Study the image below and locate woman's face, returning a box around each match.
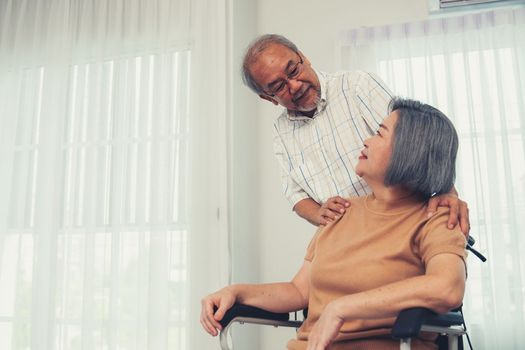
[355,111,398,182]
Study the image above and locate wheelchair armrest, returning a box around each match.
[218,304,303,350]
[391,307,464,339]
[218,304,291,329]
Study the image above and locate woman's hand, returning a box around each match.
[306,301,344,350]
[200,287,236,336]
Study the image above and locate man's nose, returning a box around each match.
[287,79,302,94]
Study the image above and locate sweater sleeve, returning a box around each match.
[416,207,467,267]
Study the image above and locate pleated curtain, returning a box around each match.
[0,1,230,349]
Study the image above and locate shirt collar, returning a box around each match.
[286,69,327,121]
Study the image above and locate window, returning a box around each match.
[0,51,192,349]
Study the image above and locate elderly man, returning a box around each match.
[242,34,469,233]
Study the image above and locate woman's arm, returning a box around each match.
[333,253,465,318]
[200,260,311,336]
[306,253,465,350]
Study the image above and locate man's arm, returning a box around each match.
[294,197,350,226]
[272,125,312,209]
[273,120,353,226]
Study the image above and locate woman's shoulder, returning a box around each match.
[345,196,369,216]
[427,206,454,223]
[419,206,465,244]
[348,195,367,206]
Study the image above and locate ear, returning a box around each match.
[259,94,279,106]
[298,51,311,66]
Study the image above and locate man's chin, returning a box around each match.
[295,96,320,113]
[296,104,317,113]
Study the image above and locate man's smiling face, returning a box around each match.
[249,43,321,113]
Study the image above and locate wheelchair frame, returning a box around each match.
[219,304,466,350]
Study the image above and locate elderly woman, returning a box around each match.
[200,98,467,350]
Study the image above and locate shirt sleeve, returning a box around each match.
[354,71,394,134]
[272,122,311,208]
[415,207,467,267]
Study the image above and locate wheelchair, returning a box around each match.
[218,237,486,350]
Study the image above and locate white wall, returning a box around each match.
[253,1,430,349]
[229,0,259,348]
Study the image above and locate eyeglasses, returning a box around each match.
[264,53,304,97]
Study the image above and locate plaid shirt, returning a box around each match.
[273,70,393,207]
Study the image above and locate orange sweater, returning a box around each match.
[287,194,466,350]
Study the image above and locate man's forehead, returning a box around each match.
[264,43,295,55]
[254,44,296,67]
[250,44,296,81]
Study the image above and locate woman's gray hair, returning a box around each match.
[385,98,459,199]
[241,34,299,94]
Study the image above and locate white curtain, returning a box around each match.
[0,0,230,349]
[340,7,525,349]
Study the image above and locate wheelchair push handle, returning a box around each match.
[466,235,487,262]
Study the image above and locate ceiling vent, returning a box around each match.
[440,0,509,8]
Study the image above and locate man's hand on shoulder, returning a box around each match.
[427,191,470,237]
[317,196,350,226]
[293,197,350,227]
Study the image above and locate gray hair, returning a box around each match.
[241,34,299,94]
[385,98,458,199]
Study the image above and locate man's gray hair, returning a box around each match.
[241,34,299,95]
[385,98,459,199]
